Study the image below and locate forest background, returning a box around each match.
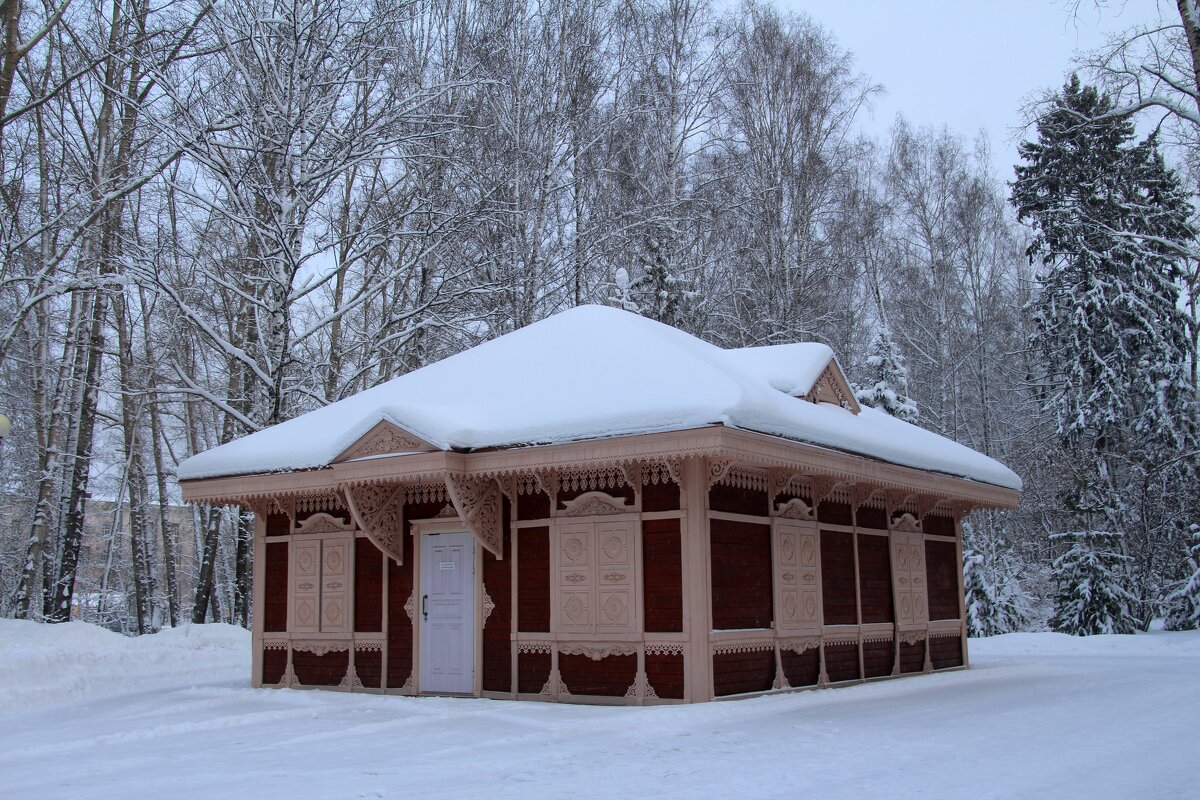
[0,0,1196,636]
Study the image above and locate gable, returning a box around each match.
[803,361,860,414]
[333,420,437,463]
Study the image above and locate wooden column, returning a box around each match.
[250,508,268,688]
[682,457,713,703]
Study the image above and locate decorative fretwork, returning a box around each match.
[515,474,542,496]
[561,491,632,517]
[558,643,638,661]
[403,592,415,622]
[644,641,685,656]
[806,476,838,505]
[434,503,458,519]
[557,466,629,494]
[706,458,737,489]
[404,484,447,505]
[779,637,820,655]
[641,458,683,486]
[339,422,431,461]
[892,512,922,533]
[291,640,350,656]
[263,639,289,651]
[344,483,405,564]
[711,639,775,655]
[354,641,384,653]
[824,636,859,648]
[715,465,769,493]
[445,474,504,558]
[481,588,496,627]
[540,675,570,697]
[296,492,346,514]
[516,640,553,655]
[900,630,927,647]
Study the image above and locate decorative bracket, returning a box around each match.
[343,483,406,564]
[445,473,505,558]
[706,458,737,489]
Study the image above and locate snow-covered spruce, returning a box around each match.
[1165,524,1200,631]
[1050,531,1138,636]
[853,327,917,423]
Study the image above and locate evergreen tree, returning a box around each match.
[1011,75,1200,624]
[1165,524,1200,631]
[1050,531,1138,635]
[1012,75,1196,457]
[963,520,1033,636]
[854,327,918,422]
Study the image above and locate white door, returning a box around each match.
[419,532,475,694]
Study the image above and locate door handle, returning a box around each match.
[422,594,428,621]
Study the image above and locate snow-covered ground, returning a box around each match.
[1,621,1195,799]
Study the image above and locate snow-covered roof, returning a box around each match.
[177,305,1021,490]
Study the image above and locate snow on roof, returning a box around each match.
[177,305,1021,490]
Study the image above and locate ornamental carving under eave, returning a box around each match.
[445,474,504,558]
[343,483,405,564]
[892,512,922,533]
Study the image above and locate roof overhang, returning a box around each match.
[180,424,1018,510]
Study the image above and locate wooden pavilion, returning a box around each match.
[178,306,1020,703]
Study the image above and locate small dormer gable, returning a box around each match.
[803,359,860,414]
[333,420,437,463]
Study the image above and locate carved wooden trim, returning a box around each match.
[779,637,820,655]
[775,498,815,520]
[296,492,347,514]
[806,476,839,505]
[334,420,435,463]
[434,503,458,518]
[343,483,405,564]
[716,465,769,492]
[292,640,351,656]
[706,458,737,489]
[711,638,775,655]
[295,512,354,534]
[263,639,289,651]
[900,630,927,646]
[403,592,415,622]
[481,588,496,627]
[354,641,384,652]
[560,491,632,516]
[557,643,638,661]
[445,474,504,558]
[516,640,553,655]
[805,361,860,414]
[540,675,570,697]
[892,512,922,533]
[644,641,686,656]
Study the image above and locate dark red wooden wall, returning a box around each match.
[710,519,772,630]
[643,518,682,632]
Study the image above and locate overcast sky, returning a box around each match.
[774,0,1173,177]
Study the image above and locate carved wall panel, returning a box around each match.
[292,540,321,634]
[320,539,350,634]
[552,519,638,636]
[773,519,821,633]
[891,530,929,627]
[290,534,354,635]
